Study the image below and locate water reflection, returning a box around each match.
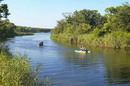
[55,40,130,85]
[102,49,130,85]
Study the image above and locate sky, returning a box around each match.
[2,0,130,28]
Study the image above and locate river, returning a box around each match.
[4,33,130,86]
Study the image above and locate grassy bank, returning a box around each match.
[51,31,130,49]
[0,45,50,86]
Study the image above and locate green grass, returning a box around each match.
[51,31,130,49]
[0,44,51,86]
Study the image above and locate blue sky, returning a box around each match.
[3,0,130,28]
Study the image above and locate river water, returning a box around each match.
[5,33,130,86]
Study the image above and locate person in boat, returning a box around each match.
[80,45,86,51]
[39,41,44,47]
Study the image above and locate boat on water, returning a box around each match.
[38,43,44,47]
[75,50,91,53]
[38,41,44,47]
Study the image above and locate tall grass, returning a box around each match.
[0,44,51,86]
[51,33,77,44]
[51,31,130,49]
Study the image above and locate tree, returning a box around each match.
[53,9,106,34]
[0,0,16,39]
[0,0,10,19]
[103,2,130,32]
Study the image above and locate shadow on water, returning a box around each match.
[101,49,130,85]
[0,39,10,43]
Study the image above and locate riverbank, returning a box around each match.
[51,31,130,49]
[51,3,130,49]
[15,31,34,36]
[0,43,50,86]
[0,20,50,40]
[0,45,36,85]
[3,32,130,86]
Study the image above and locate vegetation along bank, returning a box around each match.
[0,44,46,86]
[51,2,130,49]
[0,0,50,85]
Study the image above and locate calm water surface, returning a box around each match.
[5,33,130,86]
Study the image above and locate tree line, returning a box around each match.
[16,26,50,33]
[0,0,50,39]
[51,2,130,49]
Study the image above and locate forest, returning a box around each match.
[51,2,130,49]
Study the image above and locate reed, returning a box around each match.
[51,31,130,49]
[0,45,51,86]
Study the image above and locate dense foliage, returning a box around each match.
[51,2,130,49]
[52,9,106,34]
[0,0,16,39]
[0,20,16,39]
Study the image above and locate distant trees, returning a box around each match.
[15,26,51,33]
[0,0,51,39]
[52,9,106,35]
